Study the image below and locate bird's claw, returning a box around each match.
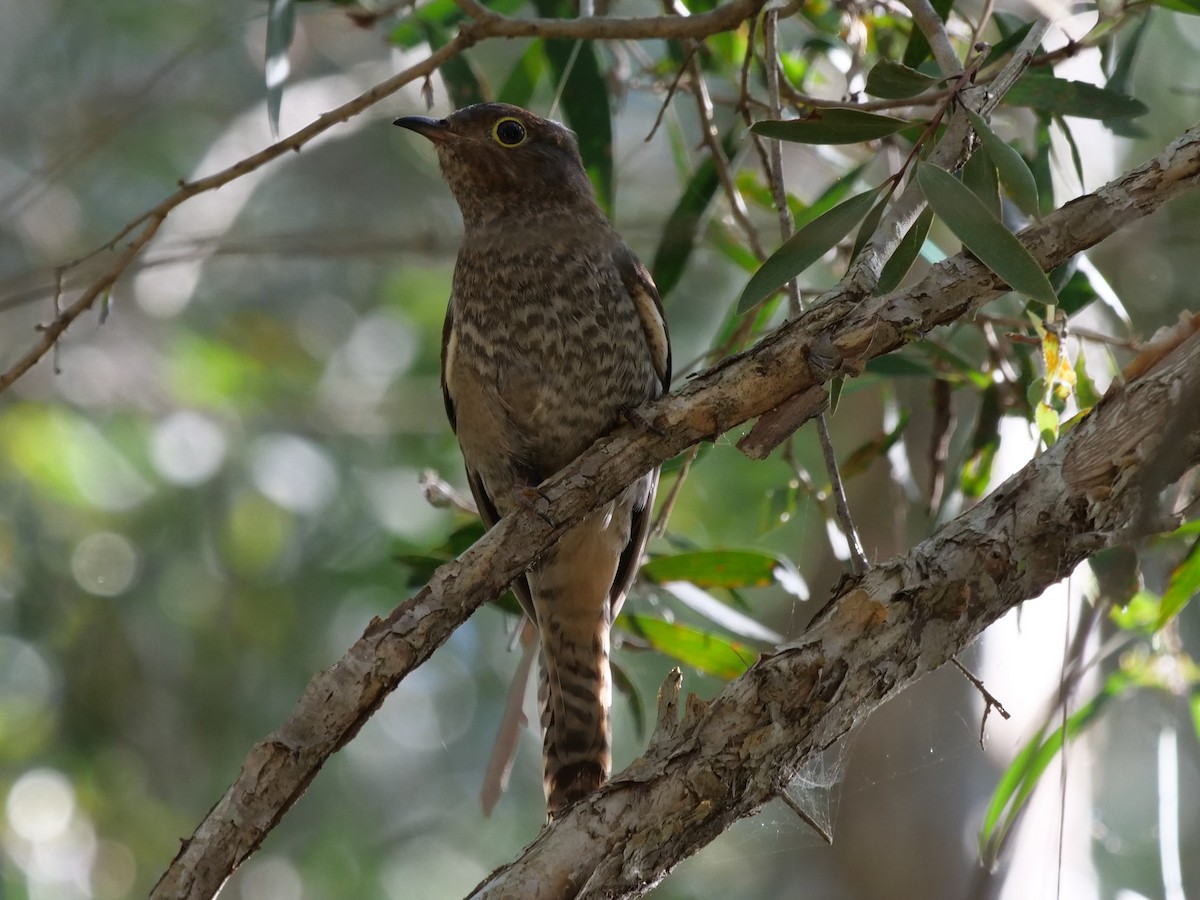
[513,484,557,528]
[621,404,666,437]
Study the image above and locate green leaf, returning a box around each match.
[1031,117,1055,215]
[738,186,885,313]
[1156,537,1200,628]
[752,109,911,145]
[840,410,910,478]
[865,351,935,378]
[961,441,998,497]
[531,0,614,211]
[980,672,1130,865]
[265,0,296,137]
[1073,349,1102,409]
[916,163,1058,305]
[1056,267,1099,316]
[652,129,738,298]
[794,162,870,228]
[659,581,783,644]
[828,375,845,414]
[1004,75,1149,120]
[498,41,546,107]
[1055,115,1086,188]
[877,206,934,294]
[1150,0,1200,14]
[850,191,892,260]
[1035,401,1059,446]
[1110,588,1165,633]
[617,614,757,680]
[983,21,1035,67]
[961,146,1000,217]
[961,384,1003,497]
[865,60,941,98]
[610,659,646,740]
[966,110,1040,217]
[923,343,992,389]
[1103,15,1153,136]
[642,549,783,589]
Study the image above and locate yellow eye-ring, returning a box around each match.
[492,117,527,147]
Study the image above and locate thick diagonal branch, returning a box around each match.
[149,121,1200,900]
[471,317,1200,900]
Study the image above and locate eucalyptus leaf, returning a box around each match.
[265,0,296,137]
[1155,538,1200,629]
[642,549,783,589]
[533,0,613,211]
[618,614,757,680]
[752,109,911,145]
[1151,0,1200,14]
[1005,75,1148,120]
[877,206,934,294]
[498,41,546,107]
[916,163,1057,305]
[652,130,738,298]
[966,110,1040,217]
[738,186,885,313]
[961,147,1000,217]
[865,60,941,98]
[980,673,1131,866]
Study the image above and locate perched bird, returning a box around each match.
[394,103,671,817]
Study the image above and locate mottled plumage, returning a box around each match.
[394,103,671,816]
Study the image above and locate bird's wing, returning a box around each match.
[615,246,672,393]
[442,298,537,620]
[608,249,672,617]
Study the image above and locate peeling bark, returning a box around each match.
[151,121,1200,900]
[470,330,1200,900]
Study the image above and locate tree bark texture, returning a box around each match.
[470,322,1200,899]
[151,121,1200,900]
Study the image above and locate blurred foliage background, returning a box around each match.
[1,0,1199,898]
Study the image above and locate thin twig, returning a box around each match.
[0,0,768,396]
[652,445,698,537]
[778,789,834,845]
[840,20,1051,301]
[644,43,699,143]
[760,9,867,571]
[687,42,766,259]
[816,414,868,573]
[900,0,963,76]
[762,10,801,318]
[951,656,1011,748]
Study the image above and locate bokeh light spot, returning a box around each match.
[250,433,338,514]
[6,769,74,843]
[70,533,138,597]
[151,411,227,486]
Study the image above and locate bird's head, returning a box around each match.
[394,103,598,227]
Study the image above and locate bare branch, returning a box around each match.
[150,119,1200,899]
[472,328,1200,900]
[900,0,963,76]
[0,0,767,395]
[841,20,1051,299]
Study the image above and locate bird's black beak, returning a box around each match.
[393,116,455,143]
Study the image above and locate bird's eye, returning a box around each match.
[492,117,527,147]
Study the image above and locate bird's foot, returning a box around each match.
[512,482,557,528]
[621,404,666,437]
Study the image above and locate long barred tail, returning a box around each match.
[538,620,613,818]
